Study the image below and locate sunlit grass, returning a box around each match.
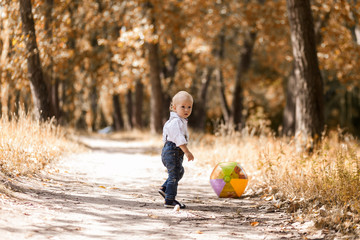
[0,112,79,176]
[190,126,360,234]
[2,113,359,234]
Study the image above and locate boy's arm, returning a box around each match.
[179,144,194,161]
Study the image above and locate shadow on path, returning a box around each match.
[0,136,333,240]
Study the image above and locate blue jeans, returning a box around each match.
[161,141,184,201]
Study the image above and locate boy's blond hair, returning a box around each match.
[170,91,193,111]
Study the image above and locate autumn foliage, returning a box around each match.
[0,0,359,135]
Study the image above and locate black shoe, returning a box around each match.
[164,199,186,209]
[158,187,166,199]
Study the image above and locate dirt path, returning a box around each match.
[0,136,335,240]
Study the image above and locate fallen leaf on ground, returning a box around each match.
[148,214,159,219]
[251,221,259,227]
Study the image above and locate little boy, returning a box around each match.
[159,91,194,208]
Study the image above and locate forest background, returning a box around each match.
[1,0,359,136]
[1,0,360,236]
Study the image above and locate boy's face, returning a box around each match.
[173,97,193,119]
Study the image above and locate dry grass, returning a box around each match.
[190,126,360,235]
[2,113,359,234]
[0,112,79,177]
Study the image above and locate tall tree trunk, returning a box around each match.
[350,25,360,45]
[231,31,257,130]
[76,110,87,130]
[19,0,53,121]
[87,1,104,131]
[98,109,108,129]
[347,1,360,46]
[286,0,324,152]
[90,81,98,131]
[190,67,213,131]
[143,2,163,133]
[282,67,296,136]
[1,14,10,119]
[13,90,21,118]
[51,78,60,119]
[112,94,124,131]
[44,0,59,119]
[283,6,331,137]
[147,42,163,133]
[162,49,178,123]
[58,2,76,125]
[0,83,9,119]
[215,30,231,124]
[134,79,144,129]
[126,89,133,129]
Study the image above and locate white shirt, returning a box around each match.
[162,112,189,147]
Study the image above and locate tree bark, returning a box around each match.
[51,78,60,119]
[282,67,296,136]
[44,0,60,120]
[283,6,331,137]
[90,81,98,131]
[147,42,163,133]
[286,0,324,152]
[190,67,213,131]
[231,31,257,130]
[215,30,231,124]
[126,89,133,129]
[162,49,178,123]
[348,2,360,46]
[112,94,124,131]
[1,14,10,119]
[134,79,144,129]
[19,0,53,121]
[142,1,164,133]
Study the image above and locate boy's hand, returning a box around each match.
[179,144,194,161]
[186,151,194,161]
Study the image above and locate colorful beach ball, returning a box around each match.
[210,162,248,198]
